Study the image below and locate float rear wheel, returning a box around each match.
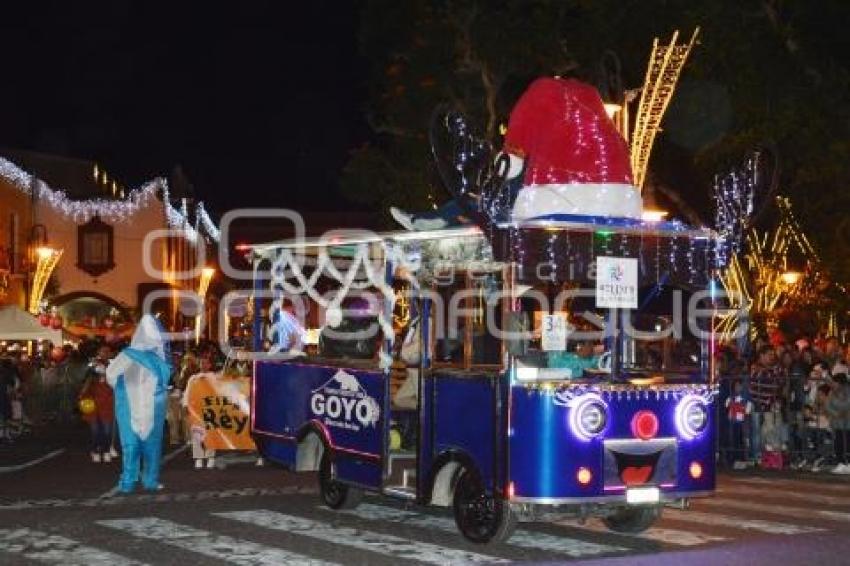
[318,453,362,510]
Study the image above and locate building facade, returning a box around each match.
[0,152,220,341]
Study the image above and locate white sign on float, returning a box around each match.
[310,369,381,432]
[541,313,568,351]
[595,256,638,309]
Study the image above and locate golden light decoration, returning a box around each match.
[716,196,822,341]
[195,266,216,344]
[630,28,699,191]
[29,247,63,314]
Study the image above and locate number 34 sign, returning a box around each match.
[542,313,568,351]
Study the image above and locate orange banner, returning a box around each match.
[185,373,255,451]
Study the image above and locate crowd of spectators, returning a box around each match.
[719,335,850,474]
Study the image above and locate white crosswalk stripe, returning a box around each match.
[718,485,850,506]
[698,496,850,523]
[664,508,824,535]
[336,502,629,557]
[97,517,336,565]
[0,527,148,565]
[553,518,727,547]
[216,509,509,564]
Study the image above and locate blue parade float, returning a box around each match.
[248,78,723,543]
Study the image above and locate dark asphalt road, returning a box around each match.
[1,435,850,565]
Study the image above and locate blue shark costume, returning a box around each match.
[106,316,171,493]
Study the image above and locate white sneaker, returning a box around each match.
[194,459,204,470]
[412,217,448,231]
[206,457,216,469]
[255,457,265,467]
[108,447,119,459]
[390,207,415,231]
[831,463,849,474]
[103,453,112,463]
[732,460,748,470]
[91,452,101,463]
[812,457,825,473]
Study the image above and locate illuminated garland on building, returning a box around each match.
[0,156,219,242]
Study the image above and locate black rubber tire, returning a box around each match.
[452,469,517,544]
[603,506,661,533]
[318,453,363,510]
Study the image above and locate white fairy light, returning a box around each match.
[0,156,220,242]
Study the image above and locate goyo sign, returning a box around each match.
[310,370,381,431]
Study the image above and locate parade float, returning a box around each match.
[247,31,725,544]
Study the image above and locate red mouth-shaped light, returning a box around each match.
[621,465,654,486]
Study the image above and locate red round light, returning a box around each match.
[577,467,592,485]
[632,410,659,440]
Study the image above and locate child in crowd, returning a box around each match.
[725,380,753,469]
[78,365,115,463]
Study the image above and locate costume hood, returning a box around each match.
[130,315,167,359]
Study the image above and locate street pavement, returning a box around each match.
[1,433,850,565]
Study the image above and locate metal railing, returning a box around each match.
[715,373,836,469]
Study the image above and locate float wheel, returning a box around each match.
[318,452,362,510]
[452,468,516,544]
[603,506,661,533]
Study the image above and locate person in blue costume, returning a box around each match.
[106,315,172,493]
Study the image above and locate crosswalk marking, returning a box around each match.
[699,496,850,523]
[553,518,727,547]
[97,517,336,566]
[216,509,509,564]
[718,485,850,506]
[728,476,850,493]
[0,527,148,565]
[663,509,824,535]
[336,503,629,557]
[0,486,317,511]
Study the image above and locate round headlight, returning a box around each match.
[570,395,608,440]
[676,396,709,439]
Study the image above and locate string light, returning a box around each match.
[0,156,219,242]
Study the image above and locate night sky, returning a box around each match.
[0,1,367,215]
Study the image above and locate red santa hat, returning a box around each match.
[504,77,642,220]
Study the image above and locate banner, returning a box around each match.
[184,372,256,450]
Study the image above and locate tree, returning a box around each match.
[343,0,850,289]
[341,0,578,221]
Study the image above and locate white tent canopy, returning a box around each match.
[0,305,62,343]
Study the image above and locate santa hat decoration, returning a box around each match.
[504,77,643,220]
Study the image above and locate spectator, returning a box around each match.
[0,357,21,442]
[824,337,844,371]
[826,373,850,474]
[748,345,787,462]
[808,384,834,472]
[725,379,752,469]
[166,351,196,447]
